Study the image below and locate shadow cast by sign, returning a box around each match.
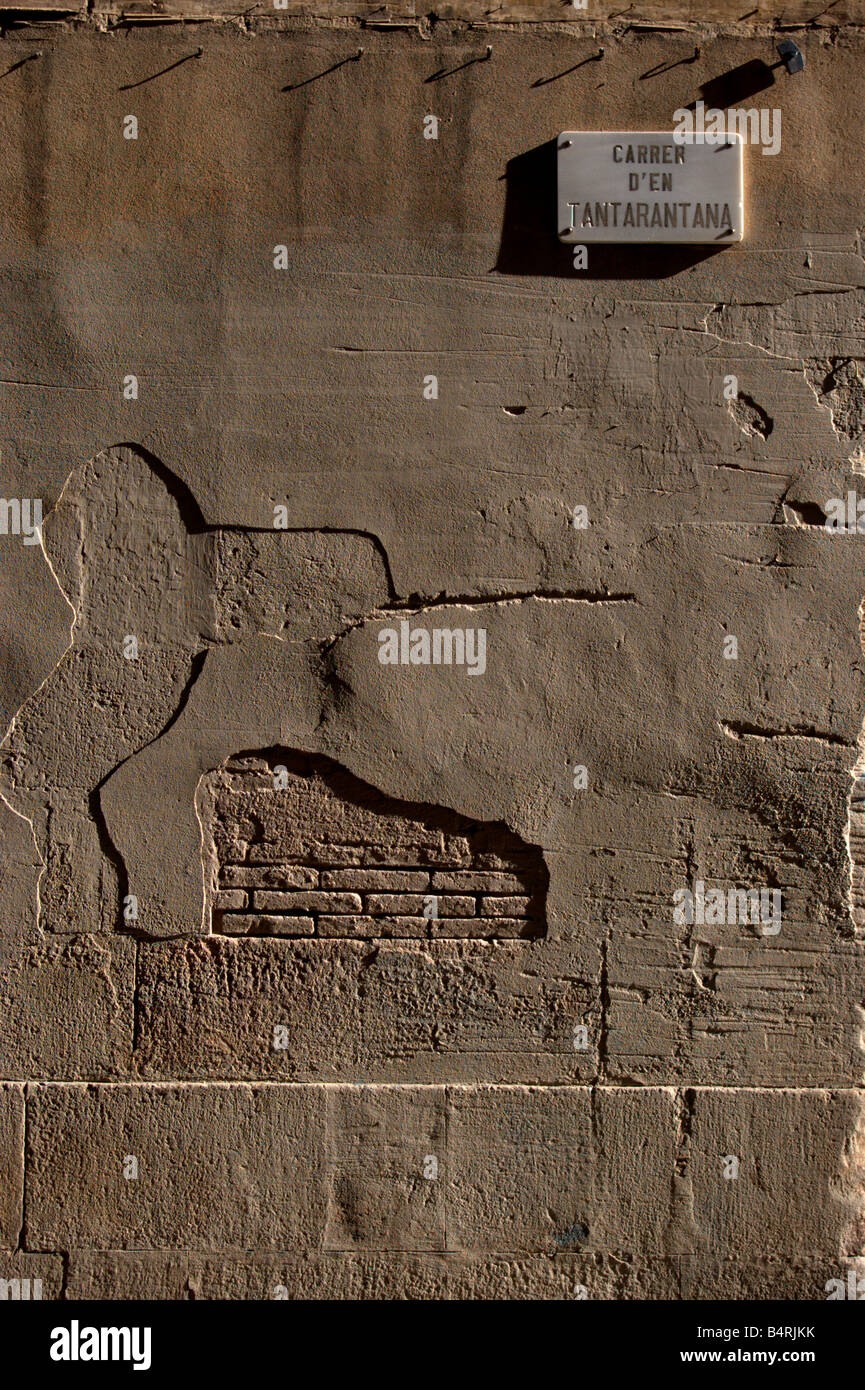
[494,139,725,281]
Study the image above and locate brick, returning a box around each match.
[215,913,315,937]
[478,895,532,917]
[253,891,361,913]
[318,915,429,939]
[0,1085,23,1249]
[309,846,365,867]
[220,865,318,889]
[431,872,526,893]
[428,917,536,938]
[365,894,474,917]
[363,843,472,868]
[321,869,430,891]
[27,1084,327,1252]
[212,890,247,911]
[429,896,478,919]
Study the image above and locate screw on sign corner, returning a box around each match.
[775,40,805,76]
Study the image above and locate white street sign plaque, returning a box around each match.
[557,131,744,244]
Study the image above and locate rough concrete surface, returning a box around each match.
[0,2,864,1301]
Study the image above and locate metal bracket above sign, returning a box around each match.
[557,131,744,245]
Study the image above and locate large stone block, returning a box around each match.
[134,938,600,1083]
[447,1086,677,1256]
[324,1087,446,1251]
[65,1249,681,1301]
[687,1089,859,1263]
[26,1084,327,1252]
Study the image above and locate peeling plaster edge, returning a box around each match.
[0,480,81,937]
[838,589,865,1272]
[843,589,865,942]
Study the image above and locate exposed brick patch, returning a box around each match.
[202,751,547,939]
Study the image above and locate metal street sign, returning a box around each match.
[557,131,744,245]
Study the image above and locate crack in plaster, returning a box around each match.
[720,719,855,748]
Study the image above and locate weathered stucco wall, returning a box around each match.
[1,4,865,1300]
